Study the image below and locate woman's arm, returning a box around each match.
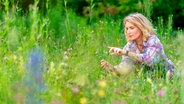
[126,51,142,62]
[109,36,160,66]
[108,47,142,63]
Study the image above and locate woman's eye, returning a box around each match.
[130,27,134,29]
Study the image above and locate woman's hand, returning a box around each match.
[100,60,114,71]
[108,47,125,56]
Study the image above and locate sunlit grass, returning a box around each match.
[0,1,183,104]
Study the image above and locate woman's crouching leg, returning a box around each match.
[114,62,135,76]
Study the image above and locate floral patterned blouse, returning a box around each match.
[122,34,174,73]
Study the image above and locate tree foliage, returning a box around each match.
[0,0,183,28]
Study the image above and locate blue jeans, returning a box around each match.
[142,61,167,79]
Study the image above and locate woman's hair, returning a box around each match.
[123,13,155,42]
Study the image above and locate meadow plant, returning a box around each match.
[176,31,184,103]
[142,0,153,20]
[24,48,45,104]
[0,0,183,104]
[89,0,95,24]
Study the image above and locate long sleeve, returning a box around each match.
[137,35,174,72]
[137,36,159,66]
[121,42,137,64]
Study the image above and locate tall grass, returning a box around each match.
[142,0,153,20]
[176,31,184,103]
[0,0,183,104]
[64,0,72,45]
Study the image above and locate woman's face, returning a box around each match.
[125,22,142,42]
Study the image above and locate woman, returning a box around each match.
[101,13,175,77]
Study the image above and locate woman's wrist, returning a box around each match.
[125,50,129,56]
[108,63,115,71]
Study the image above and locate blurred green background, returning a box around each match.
[1,0,183,28]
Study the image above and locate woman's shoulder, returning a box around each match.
[127,41,136,46]
[149,34,157,39]
[144,34,162,46]
[123,42,136,49]
[147,34,160,42]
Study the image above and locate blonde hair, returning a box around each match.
[123,13,155,42]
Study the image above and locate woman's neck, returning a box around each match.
[135,36,143,53]
[135,36,143,46]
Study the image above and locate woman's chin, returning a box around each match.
[128,38,135,41]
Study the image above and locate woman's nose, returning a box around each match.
[127,29,131,34]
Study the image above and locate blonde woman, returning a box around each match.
[101,13,174,77]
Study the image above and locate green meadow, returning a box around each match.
[0,0,184,104]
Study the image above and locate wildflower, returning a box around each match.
[98,79,107,88]
[80,97,87,104]
[25,48,45,104]
[50,61,55,71]
[67,48,72,53]
[114,88,121,94]
[166,71,173,77]
[50,100,63,104]
[57,92,61,96]
[13,55,17,60]
[64,51,68,55]
[146,78,152,84]
[98,89,105,97]
[63,55,69,60]
[173,88,178,95]
[112,101,126,104]
[72,86,79,94]
[61,62,68,67]
[157,89,164,97]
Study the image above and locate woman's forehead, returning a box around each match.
[125,21,135,27]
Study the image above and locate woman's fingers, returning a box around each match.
[109,47,114,53]
[116,48,123,54]
[108,47,123,56]
[101,60,107,67]
[100,60,110,69]
[110,49,123,56]
[101,62,106,68]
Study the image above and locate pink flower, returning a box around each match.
[166,71,173,78]
[112,101,126,104]
[169,72,173,77]
[72,86,79,94]
[114,88,121,94]
[157,89,164,97]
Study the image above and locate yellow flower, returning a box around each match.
[80,97,87,104]
[146,78,152,84]
[98,89,105,97]
[13,55,17,60]
[98,80,107,88]
[49,61,55,72]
